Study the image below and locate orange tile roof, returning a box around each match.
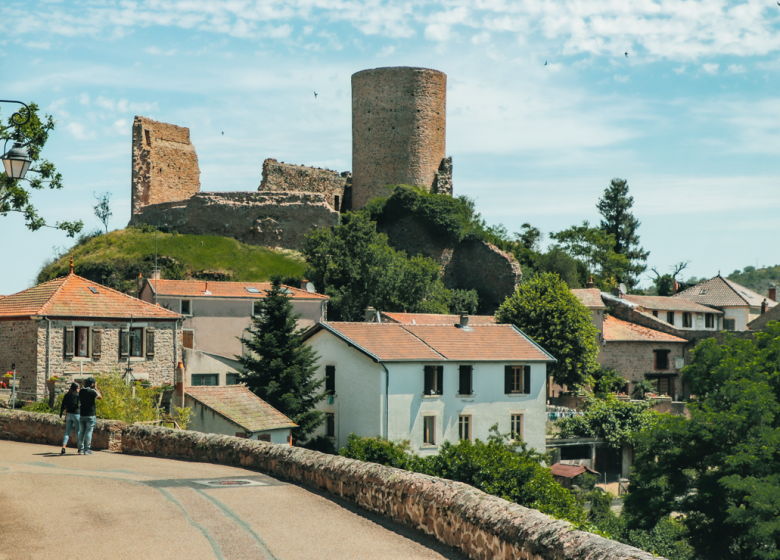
[550,463,599,478]
[185,385,296,432]
[380,312,496,325]
[147,279,328,300]
[570,288,606,309]
[0,274,182,320]
[603,316,686,343]
[674,276,777,309]
[622,295,722,314]
[307,322,555,362]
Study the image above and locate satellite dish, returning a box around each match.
[306,282,316,293]
[619,283,627,294]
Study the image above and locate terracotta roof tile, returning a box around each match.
[748,304,780,331]
[311,322,555,362]
[570,289,606,309]
[550,463,599,478]
[380,312,496,325]
[185,385,296,432]
[622,295,723,314]
[603,316,687,343]
[674,276,777,309]
[0,274,181,320]
[148,279,328,300]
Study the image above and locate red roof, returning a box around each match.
[186,385,296,432]
[380,312,496,325]
[550,463,599,478]
[0,274,182,320]
[603,316,686,343]
[146,279,328,300]
[571,289,606,310]
[306,322,555,362]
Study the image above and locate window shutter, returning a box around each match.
[436,366,444,395]
[325,365,336,395]
[146,328,155,357]
[424,366,434,395]
[459,365,472,395]
[64,327,75,358]
[119,329,129,358]
[523,365,531,394]
[504,366,513,394]
[92,329,102,359]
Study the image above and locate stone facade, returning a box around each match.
[352,67,447,209]
[130,191,339,250]
[132,116,201,215]
[599,341,687,397]
[431,156,453,195]
[259,158,350,211]
[0,410,665,560]
[0,319,180,400]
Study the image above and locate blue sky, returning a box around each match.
[1,0,779,295]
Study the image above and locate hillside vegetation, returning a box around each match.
[37,226,307,294]
[726,264,780,296]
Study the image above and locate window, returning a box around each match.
[183,330,195,349]
[561,445,590,460]
[129,327,144,357]
[458,415,471,442]
[458,365,473,395]
[504,365,531,394]
[226,373,240,385]
[654,349,670,370]
[191,374,218,386]
[724,318,736,331]
[666,311,675,325]
[181,299,192,315]
[705,313,714,328]
[326,413,335,438]
[423,416,436,445]
[682,312,692,328]
[655,377,672,395]
[652,310,658,318]
[75,327,89,357]
[325,365,336,395]
[258,434,271,442]
[424,365,443,396]
[511,414,523,440]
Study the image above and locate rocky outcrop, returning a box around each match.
[129,191,338,250]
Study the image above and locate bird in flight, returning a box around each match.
[221,131,224,135]
[544,61,548,66]
[625,51,629,57]
[314,91,318,98]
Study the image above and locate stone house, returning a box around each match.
[0,270,182,399]
[181,385,295,444]
[368,310,496,325]
[749,286,780,330]
[138,278,329,384]
[303,319,555,455]
[599,316,688,399]
[673,275,776,331]
[609,293,724,332]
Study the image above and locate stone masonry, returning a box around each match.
[132,116,200,215]
[259,158,351,211]
[0,410,666,560]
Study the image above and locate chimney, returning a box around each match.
[137,273,144,297]
[365,307,376,322]
[610,287,621,297]
[300,278,309,290]
[151,268,161,281]
[586,277,595,289]
[673,280,679,294]
[460,315,469,328]
[762,299,768,315]
[769,284,776,302]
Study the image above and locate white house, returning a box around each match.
[303,319,556,455]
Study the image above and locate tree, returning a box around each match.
[0,102,83,236]
[650,261,689,296]
[623,323,780,560]
[238,277,325,443]
[550,221,628,289]
[555,394,656,448]
[596,178,649,289]
[495,272,599,388]
[301,211,452,321]
[93,191,112,234]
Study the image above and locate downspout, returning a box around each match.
[380,361,390,439]
[45,317,51,389]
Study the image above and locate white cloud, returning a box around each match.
[144,46,177,56]
[24,41,50,50]
[614,74,630,83]
[79,92,90,106]
[727,63,746,74]
[425,23,454,42]
[702,63,719,75]
[65,121,94,140]
[673,66,686,75]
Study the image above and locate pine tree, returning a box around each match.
[596,178,649,290]
[238,277,324,443]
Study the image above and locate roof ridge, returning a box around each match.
[73,275,181,317]
[399,324,447,359]
[35,275,73,315]
[720,276,756,306]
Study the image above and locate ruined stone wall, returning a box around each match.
[130,191,338,250]
[132,116,200,215]
[352,67,447,208]
[0,410,665,560]
[259,158,350,211]
[431,156,453,195]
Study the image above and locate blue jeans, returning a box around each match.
[63,413,80,446]
[78,415,96,452]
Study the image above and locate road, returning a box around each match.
[0,440,466,560]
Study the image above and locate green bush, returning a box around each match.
[93,373,164,424]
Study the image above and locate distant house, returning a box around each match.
[749,286,780,331]
[599,316,688,399]
[673,275,777,331]
[571,288,607,334]
[618,294,723,331]
[138,278,328,361]
[370,310,497,325]
[184,384,296,444]
[0,269,182,399]
[550,463,600,489]
[303,319,555,455]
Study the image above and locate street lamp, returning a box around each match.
[0,99,33,180]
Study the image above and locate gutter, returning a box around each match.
[45,317,51,384]
[381,362,390,439]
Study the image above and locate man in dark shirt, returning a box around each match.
[77,377,102,455]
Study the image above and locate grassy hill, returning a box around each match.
[37,226,307,294]
[727,265,780,296]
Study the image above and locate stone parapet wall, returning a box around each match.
[0,410,124,451]
[260,159,349,211]
[129,191,339,250]
[0,411,664,560]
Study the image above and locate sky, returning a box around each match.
[1,0,779,296]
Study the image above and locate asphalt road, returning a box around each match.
[0,440,466,560]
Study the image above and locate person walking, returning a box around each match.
[59,382,80,455]
[77,377,102,455]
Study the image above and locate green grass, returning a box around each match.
[37,227,307,292]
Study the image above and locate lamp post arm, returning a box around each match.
[0,100,32,128]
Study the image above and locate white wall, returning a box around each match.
[185,395,290,444]
[723,306,749,331]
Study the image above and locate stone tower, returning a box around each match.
[131,116,201,216]
[351,67,447,209]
